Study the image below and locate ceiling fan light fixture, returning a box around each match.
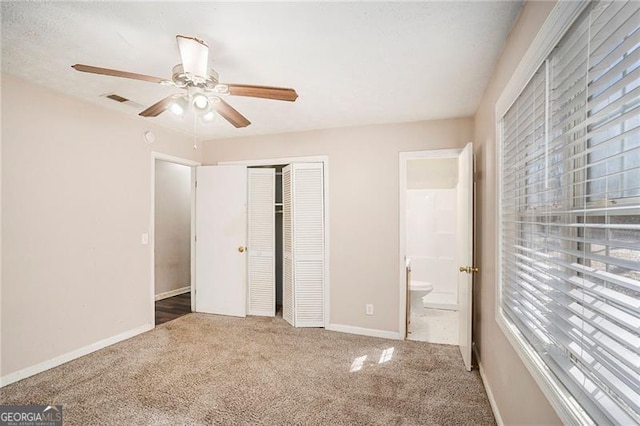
[202,111,216,122]
[192,93,210,110]
[169,96,188,116]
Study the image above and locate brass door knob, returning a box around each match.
[238,246,246,253]
[459,266,479,274]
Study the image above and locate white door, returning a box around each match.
[457,142,474,371]
[282,166,294,326]
[195,165,247,317]
[292,163,325,327]
[247,168,276,316]
[282,163,325,327]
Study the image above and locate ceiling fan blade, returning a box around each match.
[72,64,166,84]
[227,84,298,102]
[212,98,251,128]
[139,96,176,117]
[176,35,209,77]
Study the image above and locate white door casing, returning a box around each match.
[457,142,474,371]
[247,168,276,317]
[195,165,247,317]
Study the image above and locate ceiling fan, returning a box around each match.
[72,35,298,128]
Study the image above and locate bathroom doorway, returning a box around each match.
[399,144,475,371]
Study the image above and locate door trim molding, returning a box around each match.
[219,155,330,328]
[398,148,463,340]
[150,152,201,325]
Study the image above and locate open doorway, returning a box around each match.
[151,153,199,326]
[405,156,459,344]
[399,144,474,371]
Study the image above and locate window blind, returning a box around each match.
[499,1,639,424]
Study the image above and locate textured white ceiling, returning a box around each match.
[1,1,522,139]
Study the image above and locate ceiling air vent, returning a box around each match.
[100,93,144,109]
[106,93,129,103]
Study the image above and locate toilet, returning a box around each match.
[406,258,433,316]
[410,280,433,315]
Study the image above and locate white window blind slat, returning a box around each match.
[560,326,639,395]
[589,4,640,71]
[499,1,640,423]
[566,314,640,372]
[503,260,639,343]
[560,335,640,412]
[590,60,640,103]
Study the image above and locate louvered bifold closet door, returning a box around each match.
[291,163,325,327]
[282,166,295,326]
[500,2,640,424]
[247,168,276,317]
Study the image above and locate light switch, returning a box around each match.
[141,233,149,245]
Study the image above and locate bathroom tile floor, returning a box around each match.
[408,308,459,345]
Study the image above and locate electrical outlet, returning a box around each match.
[366,304,374,316]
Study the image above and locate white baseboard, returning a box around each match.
[0,323,153,387]
[475,346,504,426]
[154,286,190,301]
[327,323,402,340]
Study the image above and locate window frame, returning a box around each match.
[494,1,598,424]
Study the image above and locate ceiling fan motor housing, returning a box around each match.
[171,64,220,89]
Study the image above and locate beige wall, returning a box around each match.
[473,1,561,424]
[154,160,192,296]
[1,74,199,377]
[203,119,473,332]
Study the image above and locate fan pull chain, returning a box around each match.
[193,111,198,151]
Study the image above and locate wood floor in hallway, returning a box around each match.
[155,292,191,325]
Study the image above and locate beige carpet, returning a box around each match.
[1,314,495,425]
